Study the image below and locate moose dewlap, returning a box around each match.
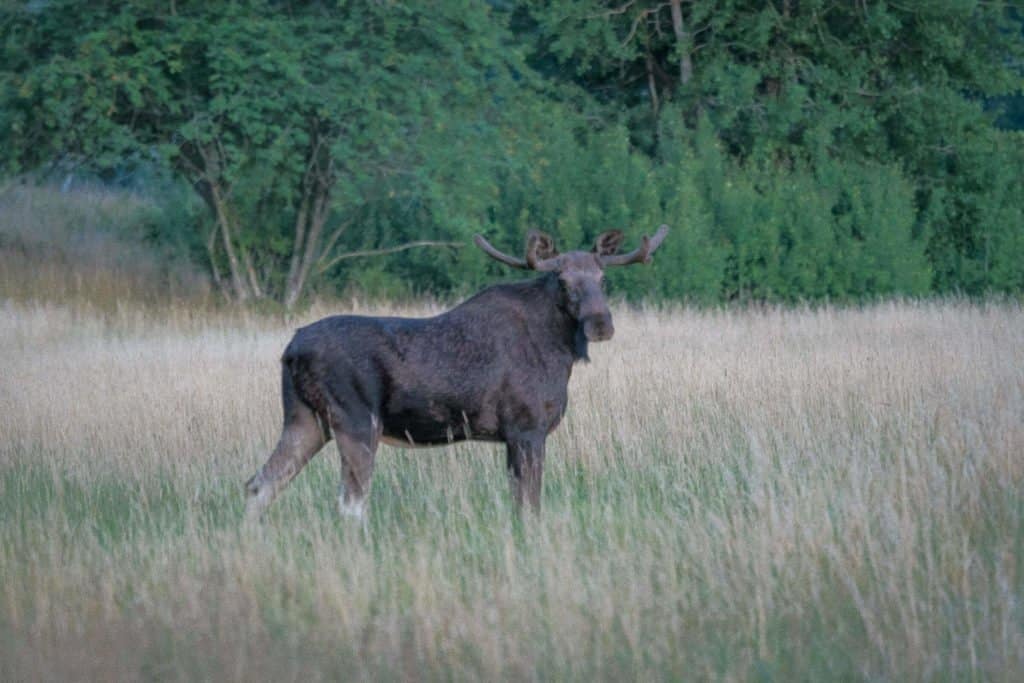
[244,226,669,521]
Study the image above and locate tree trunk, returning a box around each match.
[284,192,311,308]
[669,0,693,86]
[240,245,264,299]
[283,184,330,310]
[646,51,660,120]
[209,182,251,302]
[204,224,231,301]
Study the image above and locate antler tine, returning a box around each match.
[600,224,669,267]
[525,230,562,272]
[474,234,531,270]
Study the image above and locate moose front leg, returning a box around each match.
[326,407,381,525]
[506,434,546,512]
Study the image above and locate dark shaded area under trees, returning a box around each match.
[2,1,1022,307]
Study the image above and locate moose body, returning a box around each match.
[245,226,668,520]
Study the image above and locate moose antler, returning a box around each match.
[474,234,530,269]
[599,224,669,267]
[524,231,560,271]
[474,233,561,271]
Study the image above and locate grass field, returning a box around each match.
[1,290,1022,681]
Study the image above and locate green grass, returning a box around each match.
[3,418,1021,680]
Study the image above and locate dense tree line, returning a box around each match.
[2,1,1022,306]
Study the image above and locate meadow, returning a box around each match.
[1,292,1021,681]
[1,187,1022,680]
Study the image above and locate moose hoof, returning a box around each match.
[338,495,366,522]
[244,477,272,524]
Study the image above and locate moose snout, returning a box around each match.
[582,314,615,342]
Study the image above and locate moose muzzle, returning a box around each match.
[582,313,615,342]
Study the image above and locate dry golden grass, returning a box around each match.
[1,293,1022,681]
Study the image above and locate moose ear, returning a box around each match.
[526,230,559,261]
[593,230,625,257]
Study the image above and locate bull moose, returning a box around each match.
[244,225,669,521]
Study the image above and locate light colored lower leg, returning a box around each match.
[244,471,277,523]
[335,427,377,524]
[337,488,366,521]
[244,421,325,522]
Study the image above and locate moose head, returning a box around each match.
[474,224,669,345]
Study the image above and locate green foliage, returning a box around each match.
[526,0,1023,299]
[1,0,1021,304]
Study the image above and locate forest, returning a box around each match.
[2,1,1022,307]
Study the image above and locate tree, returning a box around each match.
[1,1,519,307]
[527,1,1024,294]
[3,1,1022,304]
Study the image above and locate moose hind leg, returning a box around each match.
[245,403,327,522]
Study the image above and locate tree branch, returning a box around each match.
[621,2,672,49]
[315,218,355,271]
[316,241,464,275]
[587,0,638,19]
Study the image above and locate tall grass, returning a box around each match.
[1,292,1021,681]
[0,184,210,308]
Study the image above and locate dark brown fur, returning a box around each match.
[244,228,667,519]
